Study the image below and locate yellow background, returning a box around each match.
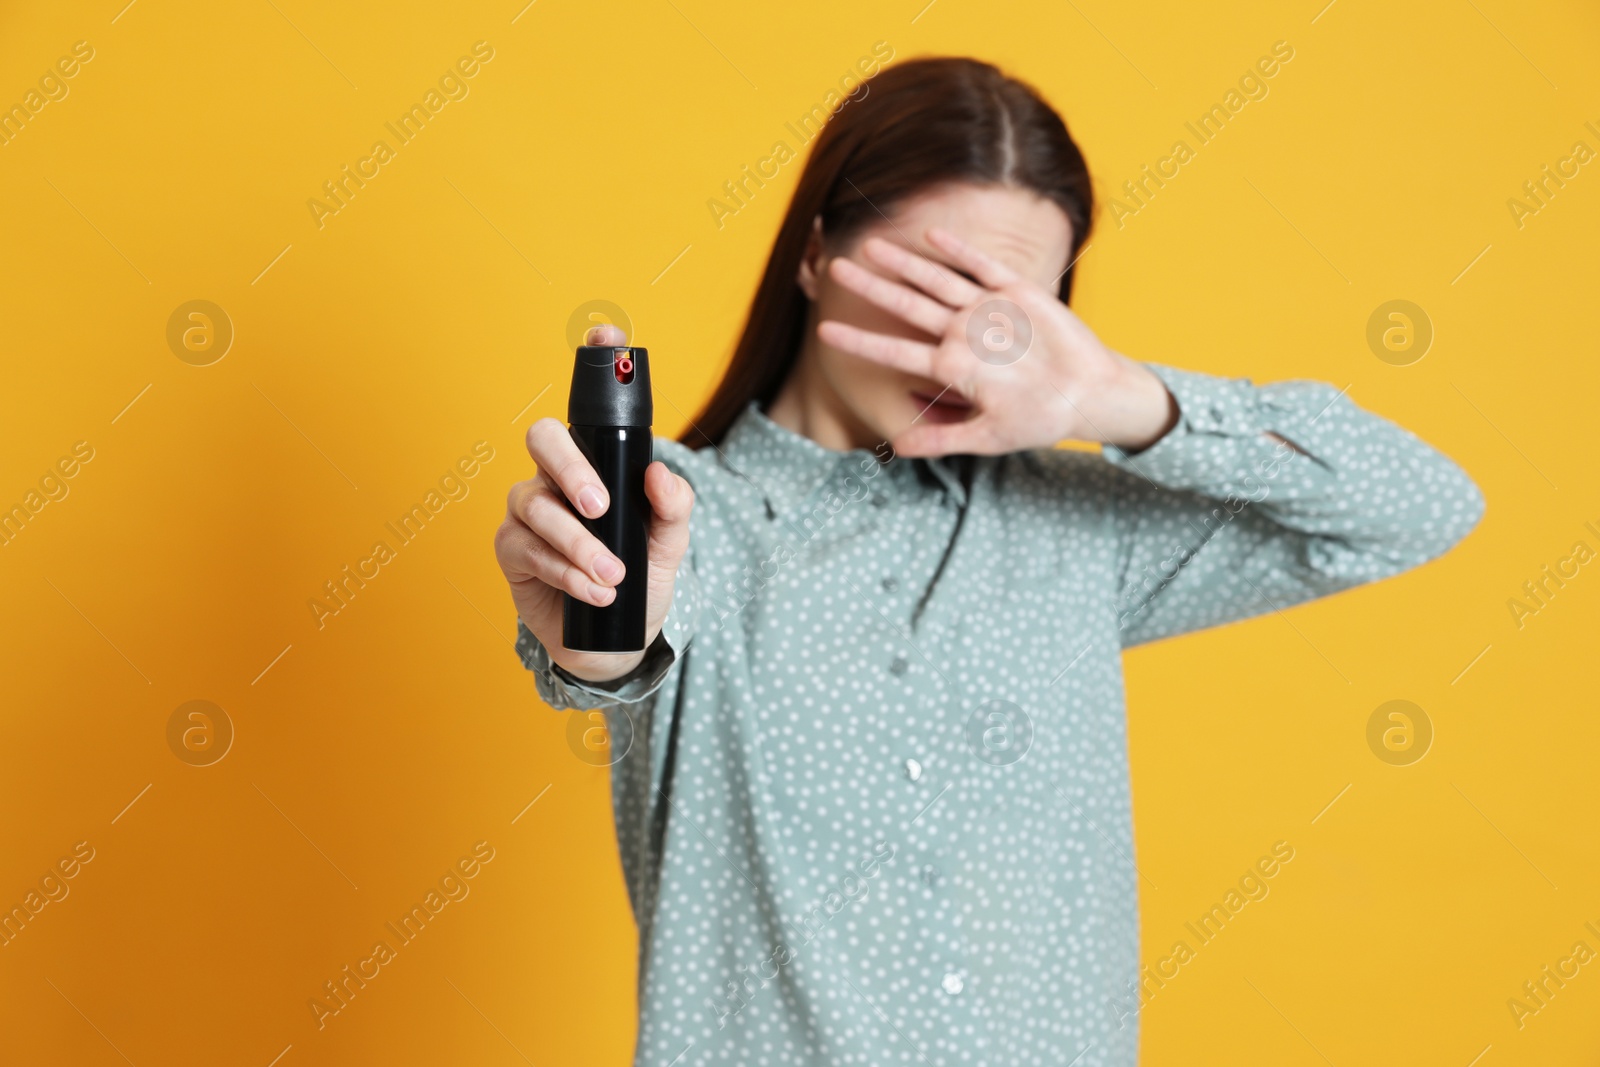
[2,0,1597,1063]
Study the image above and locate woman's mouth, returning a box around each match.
[909,388,975,424]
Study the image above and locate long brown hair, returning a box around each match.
[680,56,1095,450]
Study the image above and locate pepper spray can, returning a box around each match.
[563,343,653,653]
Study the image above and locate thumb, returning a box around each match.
[644,460,694,572]
[893,417,985,458]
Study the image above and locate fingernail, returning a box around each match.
[578,486,605,516]
[594,554,623,583]
[588,582,615,604]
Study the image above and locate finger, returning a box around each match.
[827,256,952,337]
[496,521,617,606]
[860,236,987,309]
[817,319,939,378]
[585,323,628,346]
[892,415,990,459]
[924,227,1023,291]
[642,462,694,570]
[513,482,626,586]
[525,417,609,518]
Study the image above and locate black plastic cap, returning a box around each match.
[568,345,652,428]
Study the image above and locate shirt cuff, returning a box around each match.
[1099,362,1282,491]
[514,572,699,710]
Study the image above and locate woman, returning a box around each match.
[494,57,1482,1066]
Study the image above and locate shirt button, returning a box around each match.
[904,758,922,782]
[941,972,964,995]
[920,864,939,886]
[888,656,909,676]
[881,576,899,593]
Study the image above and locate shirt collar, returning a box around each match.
[716,401,969,519]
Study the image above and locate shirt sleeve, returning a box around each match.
[514,551,702,710]
[1101,361,1485,648]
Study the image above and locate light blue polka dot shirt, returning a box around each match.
[516,361,1484,1066]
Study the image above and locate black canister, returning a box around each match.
[562,344,653,653]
